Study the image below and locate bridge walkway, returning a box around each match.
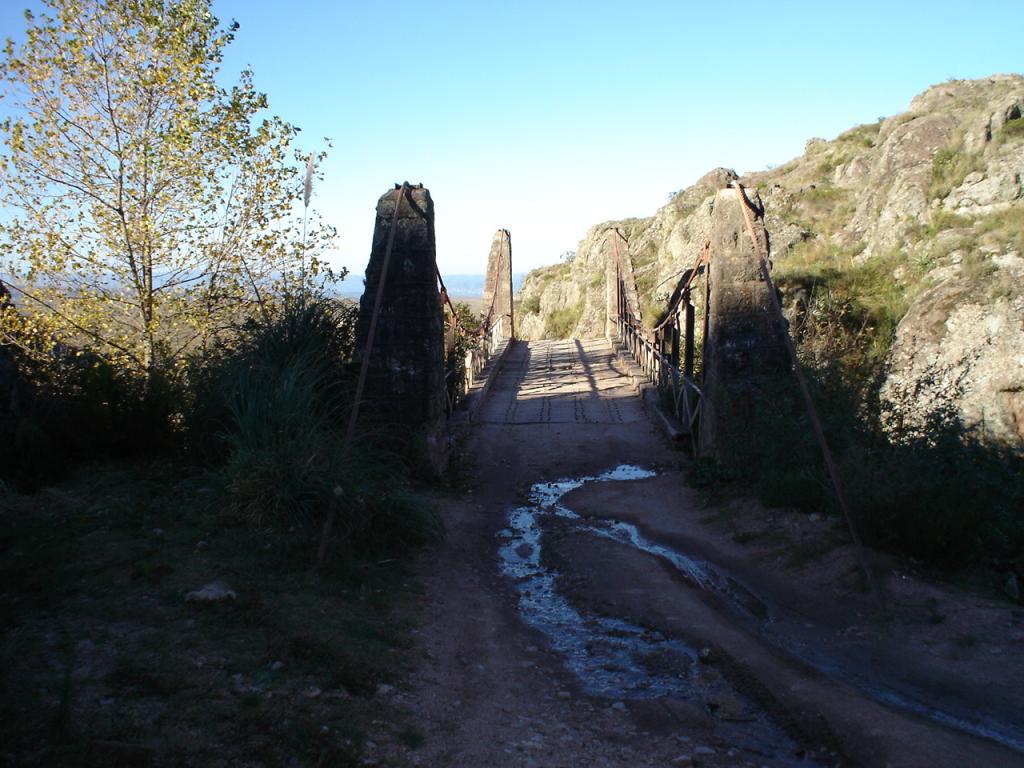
[396,335,1021,768]
[477,338,644,427]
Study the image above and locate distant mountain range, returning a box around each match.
[336,273,525,298]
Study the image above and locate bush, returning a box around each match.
[929,146,984,200]
[846,418,1024,573]
[0,339,181,489]
[184,298,356,463]
[996,115,1024,143]
[544,301,583,339]
[196,297,441,554]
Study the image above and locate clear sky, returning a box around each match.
[1,1,1022,284]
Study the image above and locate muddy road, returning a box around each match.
[376,339,1024,767]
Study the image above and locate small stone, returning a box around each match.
[185,580,236,602]
[376,683,394,696]
[319,725,329,735]
[698,647,713,664]
[151,528,165,536]
[195,540,209,551]
[303,686,322,699]
[671,756,692,766]
[558,690,572,700]
[808,513,822,522]
[611,701,627,711]
[694,746,716,756]
[271,661,284,671]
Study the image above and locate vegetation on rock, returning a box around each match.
[518,75,1024,577]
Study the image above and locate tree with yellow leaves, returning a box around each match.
[0,0,335,379]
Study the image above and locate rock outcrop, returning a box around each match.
[516,75,1024,449]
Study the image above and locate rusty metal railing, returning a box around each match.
[612,231,707,454]
[440,263,509,415]
[465,314,504,388]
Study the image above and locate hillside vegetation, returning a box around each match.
[516,75,1024,580]
[517,75,1024,450]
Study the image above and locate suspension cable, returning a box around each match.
[317,183,409,565]
[652,241,709,334]
[732,182,884,611]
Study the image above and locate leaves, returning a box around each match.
[0,0,340,376]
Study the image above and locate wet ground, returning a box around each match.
[374,339,1024,767]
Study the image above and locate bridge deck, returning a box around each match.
[477,338,644,426]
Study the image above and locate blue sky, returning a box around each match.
[2,1,1022,282]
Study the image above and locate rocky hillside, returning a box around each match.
[515,75,1024,448]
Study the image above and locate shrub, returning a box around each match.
[521,295,541,315]
[0,334,181,489]
[844,417,1024,573]
[929,146,984,200]
[197,297,441,554]
[996,115,1024,144]
[544,301,583,339]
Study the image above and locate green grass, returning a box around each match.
[929,146,985,201]
[776,242,914,389]
[544,300,584,339]
[836,122,880,148]
[995,115,1024,145]
[0,461,425,767]
[734,227,1024,583]
[521,294,541,315]
[975,206,1024,254]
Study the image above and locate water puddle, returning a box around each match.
[500,464,1024,758]
[498,465,811,764]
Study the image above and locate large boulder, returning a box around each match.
[881,258,1024,446]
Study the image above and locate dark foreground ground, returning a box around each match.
[3,338,1023,767]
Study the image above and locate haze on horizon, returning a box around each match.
[2,0,1019,284]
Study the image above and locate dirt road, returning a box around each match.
[373,339,1024,767]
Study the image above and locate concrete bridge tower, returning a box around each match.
[482,229,514,339]
[354,184,447,471]
[699,185,789,457]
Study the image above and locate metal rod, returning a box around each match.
[317,183,409,565]
[732,182,884,611]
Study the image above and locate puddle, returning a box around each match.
[498,465,812,765]
[502,465,1024,757]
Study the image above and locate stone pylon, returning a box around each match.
[699,185,789,457]
[354,184,447,472]
[482,229,514,339]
